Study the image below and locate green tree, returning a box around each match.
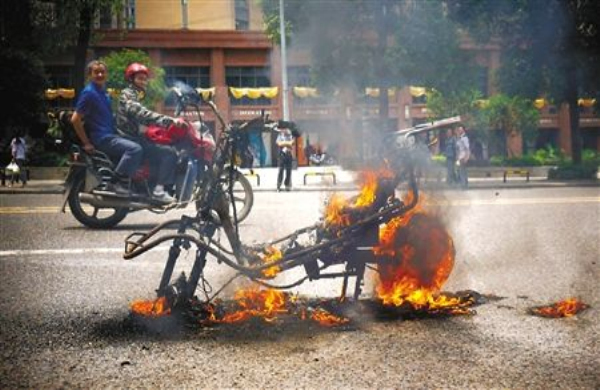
[30,0,124,93]
[0,0,122,139]
[101,49,168,111]
[261,0,480,128]
[483,94,540,157]
[446,0,600,163]
[0,1,47,137]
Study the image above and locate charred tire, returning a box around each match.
[206,169,253,223]
[67,173,129,229]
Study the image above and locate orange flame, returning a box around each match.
[532,298,589,318]
[324,169,394,229]
[220,287,288,323]
[311,308,350,327]
[260,246,282,278]
[374,207,461,312]
[130,296,172,317]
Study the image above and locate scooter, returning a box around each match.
[55,85,254,228]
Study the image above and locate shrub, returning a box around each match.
[547,161,598,180]
[431,154,446,165]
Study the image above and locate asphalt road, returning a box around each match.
[0,187,599,389]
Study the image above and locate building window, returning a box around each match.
[45,66,74,88]
[412,94,427,105]
[235,0,249,30]
[98,5,113,28]
[226,66,271,106]
[126,0,136,29]
[289,66,312,86]
[478,66,489,97]
[164,66,210,106]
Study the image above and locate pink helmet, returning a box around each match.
[125,62,149,82]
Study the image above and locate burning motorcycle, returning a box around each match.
[123,115,463,312]
[55,85,254,228]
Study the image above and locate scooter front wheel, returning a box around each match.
[67,173,129,229]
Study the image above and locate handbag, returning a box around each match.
[6,160,20,174]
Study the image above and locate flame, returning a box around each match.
[220,287,288,323]
[311,308,350,327]
[324,169,394,228]
[260,246,282,278]
[374,207,463,312]
[532,298,589,318]
[130,296,172,317]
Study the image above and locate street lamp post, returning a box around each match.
[279,0,289,121]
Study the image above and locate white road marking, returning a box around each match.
[0,246,168,257]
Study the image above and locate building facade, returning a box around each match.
[44,0,600,167]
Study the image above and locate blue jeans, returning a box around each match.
[140,139,177,186]
[96,136,143,178]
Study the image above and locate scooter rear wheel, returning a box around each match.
[68,173,129,229]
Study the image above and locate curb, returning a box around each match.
[1,179,598,195]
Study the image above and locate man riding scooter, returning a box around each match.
[116,62,188,204]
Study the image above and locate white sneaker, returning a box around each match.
[152,189,175,204]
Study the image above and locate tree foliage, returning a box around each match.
[445,0,600,163]
[101,49,168,111]
[0,0,122,139]
[260,0,480,97]
[484,94,540,157]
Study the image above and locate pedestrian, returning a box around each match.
[443,128,457,185]
[455,125,470,189]
[116,62,187,204]
[9,133,28,187]
[276,126,295,191]
[71,60,143,197]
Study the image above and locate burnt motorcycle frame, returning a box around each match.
[58,87,254,228]
[123,115,461,307]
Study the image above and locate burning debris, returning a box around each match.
[529,298,590,318]
[130,296,171,317]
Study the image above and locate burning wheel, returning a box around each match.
[68,173,129,229]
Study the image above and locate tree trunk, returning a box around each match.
[73,4,93,94]
[565,63,582,164]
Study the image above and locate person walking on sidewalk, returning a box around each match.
[455,125,470,189]
[10,133,28,187]
[116,62,186,204]
[443,128,457,185]
[71,60,143,196]
[276,126,295,191]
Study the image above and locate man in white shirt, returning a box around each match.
[10,134,28,186]
[276,127,294,191]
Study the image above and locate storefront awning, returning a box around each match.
[45,88,75,100]
[229,87,279,99]
[365,87,397,98]
[196,87,216,101]
[578,98,596,108]
[534,98,547,109]
[409,86,427,97]
[293,86,319,98]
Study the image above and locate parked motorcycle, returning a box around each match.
[54,85,254,228]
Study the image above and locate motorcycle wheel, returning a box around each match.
[215,169,254,223]
[67,173,129,229]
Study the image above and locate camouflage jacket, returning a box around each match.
[116,86,174,140]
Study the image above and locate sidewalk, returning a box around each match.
[0,166,598,195]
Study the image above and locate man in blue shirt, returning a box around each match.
[71,60,143,196]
